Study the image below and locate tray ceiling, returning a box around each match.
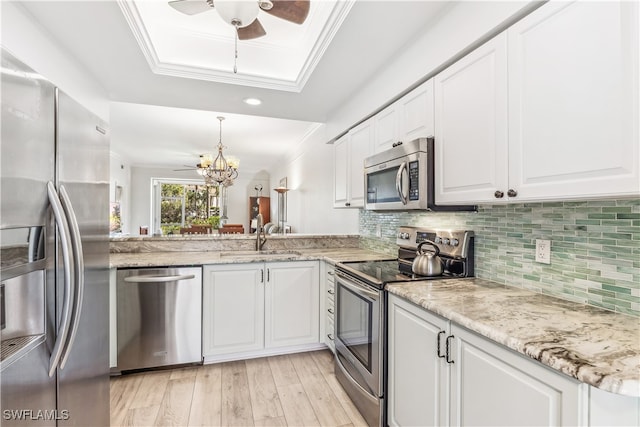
[118,0,355,92]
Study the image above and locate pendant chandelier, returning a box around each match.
[198,116,239,187]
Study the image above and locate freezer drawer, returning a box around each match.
[116,267,202,372]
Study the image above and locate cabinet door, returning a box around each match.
[202,264,264,357]
[333,134,350,208]
[264,261,320,348]
[434,34,509,204]
[508,1,639,200]
[374,103,398,153]
[399,79,435,143]
[387,295,449,427]
[348,119,374,208]
[449,324,583,427]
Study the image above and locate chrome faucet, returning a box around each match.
[255,213,267,251]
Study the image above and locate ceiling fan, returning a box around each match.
[168,0,310,41]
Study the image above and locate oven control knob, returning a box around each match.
[400,232,408,239]
[434,236,442,244]
[442,238,450,245]
[451,238,459,246]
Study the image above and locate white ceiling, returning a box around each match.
[16,0,452,172]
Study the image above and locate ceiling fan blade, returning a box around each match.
[264,0,309,25]
[238,19,266,40]
[168,0,213,16]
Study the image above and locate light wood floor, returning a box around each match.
[110,349,368,427]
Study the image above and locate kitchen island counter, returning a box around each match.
[386,278,640,398]
[110,247,393,269]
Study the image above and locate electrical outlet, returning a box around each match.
[375,224,382,238]
[535,239,551,264]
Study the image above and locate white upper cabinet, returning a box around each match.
[398,79,435,144]
[434,34,509,204]
[435,0,639,205]
[373,79,435,154]
[373,104,398,154]
[334,118,374,208]
[507,0,640,200]
[333,134,349,207]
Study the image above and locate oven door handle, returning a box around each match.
[336,272,379,300]
[395,161,408,205]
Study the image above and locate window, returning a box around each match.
[152,179,220,235]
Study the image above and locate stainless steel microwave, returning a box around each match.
[364,137,476,212]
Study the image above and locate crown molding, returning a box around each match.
[117,0,353,93]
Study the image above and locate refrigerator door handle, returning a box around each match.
[46,182,75,377]
[58,185,85,370]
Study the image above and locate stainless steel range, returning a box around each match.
[334,227,474,427]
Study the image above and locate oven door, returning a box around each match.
[364,151,429,211]
[334,270,383,398]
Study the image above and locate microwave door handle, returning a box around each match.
[395,162,408,205]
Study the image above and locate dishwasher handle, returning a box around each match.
[123,274,196,283]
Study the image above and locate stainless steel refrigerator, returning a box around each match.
[0,48,110,426]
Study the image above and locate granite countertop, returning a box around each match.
[109,247,394,268]
[386,278,640,397]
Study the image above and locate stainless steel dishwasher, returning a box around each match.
[115,267,202,372]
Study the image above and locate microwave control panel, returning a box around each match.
[408,161,419,200]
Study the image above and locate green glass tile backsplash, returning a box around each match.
[359,199,640,317]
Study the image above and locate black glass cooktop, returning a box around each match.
[336,260,462,289]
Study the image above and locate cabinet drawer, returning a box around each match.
[327,288,335,305]
[326,304,335,321]
[326,317,335,342]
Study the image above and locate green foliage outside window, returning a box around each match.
[159,182,221,235]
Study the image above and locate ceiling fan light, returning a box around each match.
[215,0,259,28]
[258,0,273,11]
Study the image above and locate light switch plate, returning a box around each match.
[535,239,551,264]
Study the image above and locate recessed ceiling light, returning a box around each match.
[244,98,262,106]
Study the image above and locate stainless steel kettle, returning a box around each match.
[412,240,444,277]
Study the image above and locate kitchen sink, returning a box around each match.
[220,250,303,259]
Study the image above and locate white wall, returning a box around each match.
[268,124,359,234]
[1,2,109,121]
[129,166,270,235]
[109,152,131,235]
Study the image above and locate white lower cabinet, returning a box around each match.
[202,263,264,356]
[449,324,582,427]
[388,295,584,426]
[264,262,320,348]
[202,261,320,361]
[388,294,449,426]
